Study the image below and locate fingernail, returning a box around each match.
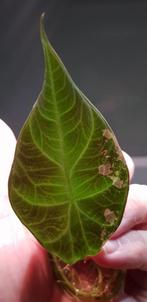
[103,240,119,254]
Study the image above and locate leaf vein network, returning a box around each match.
[69,109,95,177]
[29,121,63,169]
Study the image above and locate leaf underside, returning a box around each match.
[8,14,129,264]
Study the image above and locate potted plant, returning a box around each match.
[8,14,129,301]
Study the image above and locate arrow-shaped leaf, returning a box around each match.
[8,15,129,264]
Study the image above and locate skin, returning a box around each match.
[0,119,147,302]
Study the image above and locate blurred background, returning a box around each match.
[0,0,146,182]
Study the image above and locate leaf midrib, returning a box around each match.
[46,49,73,203]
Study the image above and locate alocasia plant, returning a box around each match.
[8,14,129,301]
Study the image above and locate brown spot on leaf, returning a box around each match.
[104,208,117,224]
[103,129,112,140]
[98,163,113,176]
[114,144,124,161]
[103,128,125,163]
[100,149,108,156]
[100,229,107,241]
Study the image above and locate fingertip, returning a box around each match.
[92,240,121,268]
[122,151,135,181]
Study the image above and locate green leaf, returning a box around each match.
[8,14,129,264]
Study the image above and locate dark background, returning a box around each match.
[0,0,147,156]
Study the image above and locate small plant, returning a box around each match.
[8,14,129,301]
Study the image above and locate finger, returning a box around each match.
[0,119,16,197]
[112,184,147,239]
[94,229,147,271]
[93,184,147,269]
[0,120,37,245]
[119,295,137,302]
[122,151,135,181]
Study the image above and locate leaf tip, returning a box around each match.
[40,12,46,42]
[40,12,45,25]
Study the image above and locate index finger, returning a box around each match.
[112,184,147,239]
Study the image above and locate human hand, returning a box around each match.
[94,158,147,301]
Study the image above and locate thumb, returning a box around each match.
[94,184,147,270]
[94,230,147,270]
